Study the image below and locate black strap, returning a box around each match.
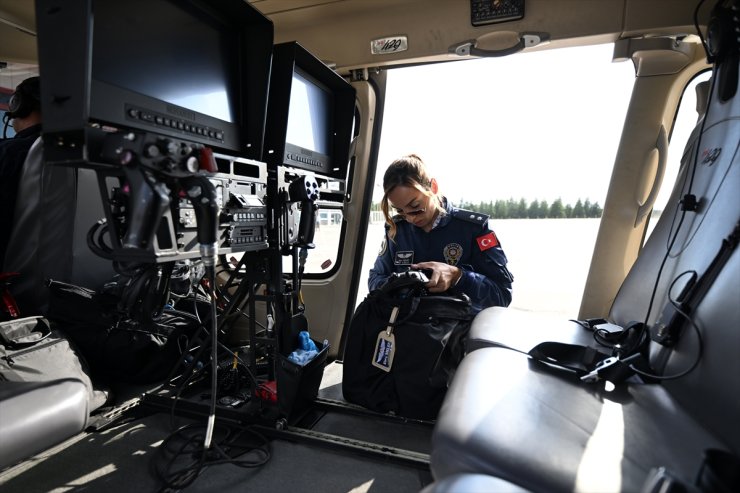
[528,341,606,375]
[473,339,611,379]
[651,217,740,347]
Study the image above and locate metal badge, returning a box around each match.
[371,36,408,55]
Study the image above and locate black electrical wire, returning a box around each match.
[152,275,271,491]
[629,271,705,380]
[86,219,115,260]
[173,300,261,391]
[152,421,271,491]
[694,0,712,62]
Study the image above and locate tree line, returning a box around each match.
[371,197,603,219]
[456,198,603,219]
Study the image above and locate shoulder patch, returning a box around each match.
[451,208,489,226]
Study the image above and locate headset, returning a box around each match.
[2,76,41,138]
[705,0,739,102]
[7,76,40,120]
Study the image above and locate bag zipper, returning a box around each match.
[2,338,65,367]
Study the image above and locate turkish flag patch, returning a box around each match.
[476,232,499,251]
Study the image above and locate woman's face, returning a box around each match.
[387,184,437,232]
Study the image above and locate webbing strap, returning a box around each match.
[528,341,606,375]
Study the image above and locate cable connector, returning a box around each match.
[680,193,699,212]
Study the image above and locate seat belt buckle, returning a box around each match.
[581,353,641,384]
[580,356,620,383]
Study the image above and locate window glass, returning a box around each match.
[644,71,712,240]
[1,87,15,138]
[282,207,343,274]
[360,44,636,317]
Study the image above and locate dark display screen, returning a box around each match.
[286,69,332,156]
[92,0,237,123]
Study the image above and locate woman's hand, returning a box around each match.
[411,261,462,293]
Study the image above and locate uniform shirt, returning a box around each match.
[0,123,42,267]
[368,198,513,313]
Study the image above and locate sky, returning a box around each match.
[374,43,639,207]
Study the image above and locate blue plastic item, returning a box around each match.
[288,349,318,365]
[288,331,320,365]
[298,331,318,352]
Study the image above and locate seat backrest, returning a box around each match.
[3,138,114,316]
[608,78,714,327]
[610,60,740,452]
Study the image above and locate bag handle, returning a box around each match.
[0,316,52,349]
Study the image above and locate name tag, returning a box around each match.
[394,250,414,265]
[372,331,396,372]
[372,305,399,372]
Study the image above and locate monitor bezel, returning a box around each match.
[36,0,273,163]
[263,41,356,180]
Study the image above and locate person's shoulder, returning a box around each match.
[0,137,32,157]
[449,207,489,226]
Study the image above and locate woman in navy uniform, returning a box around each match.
[369,154,513,313]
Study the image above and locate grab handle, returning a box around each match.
[635,125,668,227]
[449,32,550,58]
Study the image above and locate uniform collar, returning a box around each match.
[432,196,454,230]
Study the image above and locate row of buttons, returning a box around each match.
[127,107,224,141]
[471,0,524,25]
[229,236,265,244]
[230,211,266,222]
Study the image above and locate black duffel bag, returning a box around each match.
[342,272,473,420]
[46,279,198,384]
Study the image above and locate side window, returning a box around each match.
[282,206,344,274]
[360,44,636,317]
[644,71,712,240]
[283,107,358,277]
[1,86,15,138]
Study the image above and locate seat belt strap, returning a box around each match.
[651,218,740,347]
[528,341,606,375]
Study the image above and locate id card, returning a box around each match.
[371,331,396,372]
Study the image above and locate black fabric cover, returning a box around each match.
[3,138,114,317]
[342,289,473,420]
[47,281,198,384]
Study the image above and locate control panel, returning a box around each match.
[471,0,525,26]
[177,172,268,256]
[94,130,269,263]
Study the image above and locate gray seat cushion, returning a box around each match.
[431,347,727,493]
[0,379,88,470]
[467,306,597,354]
[421,473,531,493]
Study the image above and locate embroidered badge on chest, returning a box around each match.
[394,251,414,265]
[443,243,462,266]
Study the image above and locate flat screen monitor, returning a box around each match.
[263,42,356,179]
[36,0,273,162]
[286,69,333,162]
